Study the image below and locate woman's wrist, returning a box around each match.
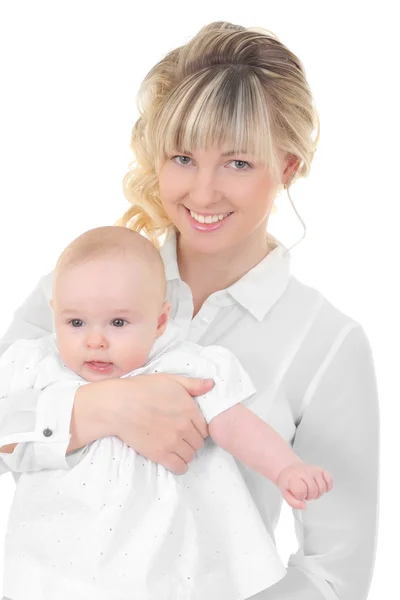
[66,378,121,454]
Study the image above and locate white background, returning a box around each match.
[0,1,398,598]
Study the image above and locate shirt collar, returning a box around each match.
[146,321,184,361]
[161,228,182,282]
[160,228,292,322]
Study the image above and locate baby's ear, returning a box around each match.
[163,301,171,319]
[155,301,171,338]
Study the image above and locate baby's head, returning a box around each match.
[50,226,170,382]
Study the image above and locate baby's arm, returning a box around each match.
[209,403,333,509]
[194,344,333,509]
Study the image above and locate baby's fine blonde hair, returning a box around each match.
[117,21,319,249]
[53,226,166,298]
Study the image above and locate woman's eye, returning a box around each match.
[70,319,84,327]
[173,155,192,165]
[112,319,126,327]
[172,155,251,170]
[231,160,251,170]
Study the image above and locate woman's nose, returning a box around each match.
[189,171,221,207]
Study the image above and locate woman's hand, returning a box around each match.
[73,374,214,475]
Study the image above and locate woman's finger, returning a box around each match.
[190,411,209,440]
[167,374,215,396]
[173,439,197,465]
[183,426,206,452]
[162,453,188,475]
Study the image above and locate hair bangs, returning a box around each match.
[154,67,279,176]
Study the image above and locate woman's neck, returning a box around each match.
[177,230,273,314]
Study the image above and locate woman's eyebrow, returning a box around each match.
[181,149,249,157]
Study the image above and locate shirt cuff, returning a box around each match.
[34,380,85,470]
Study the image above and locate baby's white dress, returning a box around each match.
[0,323,286,600]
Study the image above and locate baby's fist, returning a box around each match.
[277,463,333,510]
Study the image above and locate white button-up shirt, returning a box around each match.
[0,229,379,600]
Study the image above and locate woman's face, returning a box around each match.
[158,145,291,256]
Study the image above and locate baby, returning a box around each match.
[0,226,333,600]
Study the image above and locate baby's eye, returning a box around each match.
[70,319,84,327]
[112,319,126,327]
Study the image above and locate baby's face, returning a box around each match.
[51,257,169,382]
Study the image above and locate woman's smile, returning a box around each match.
[183,205,234,232]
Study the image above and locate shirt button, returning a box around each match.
[201,317,209,325]
[43,428,53,438]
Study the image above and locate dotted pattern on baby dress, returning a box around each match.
[6,435,284,599]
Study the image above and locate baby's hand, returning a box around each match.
[277,463,333,510]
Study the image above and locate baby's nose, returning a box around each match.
[86,332,108,348]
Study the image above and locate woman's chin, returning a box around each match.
[178,228,234,255]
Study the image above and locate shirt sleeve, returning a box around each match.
[0,272,54,356]
[0,276,88,472]
[193,345,257,423]
[258,324,379,600]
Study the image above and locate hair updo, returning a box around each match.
[118,21,319,248]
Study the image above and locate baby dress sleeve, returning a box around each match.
[193,345,257,424]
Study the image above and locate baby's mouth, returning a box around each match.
[85,361,114,373]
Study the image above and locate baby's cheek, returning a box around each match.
[120,347,150,375]
[117,329,156,376]
[67,357,86,379]
[58,341,80,372]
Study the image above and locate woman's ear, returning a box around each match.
[155,301,171,338]
[282,154,300,186]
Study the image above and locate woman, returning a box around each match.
[0,21,378,600]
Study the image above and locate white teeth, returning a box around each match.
[190,210,231,224]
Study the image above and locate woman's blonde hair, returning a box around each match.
[117,21,319,249]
